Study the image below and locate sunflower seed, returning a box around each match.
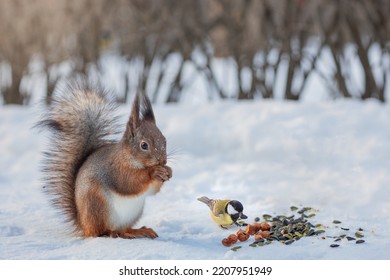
[268,236,279,241]
[301,207,313,212]
[263,214,272,221]
[356,240,365,244]
[292,218,303,224]
[295,232,303,238]
[330,244,340,248]
[284,239,295,245]
[355,232,364,238]
[333,220,342,224]
[231,246,242,251]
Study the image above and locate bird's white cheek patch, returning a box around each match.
[227,204,237,215]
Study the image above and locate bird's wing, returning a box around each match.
[211,200,230,216]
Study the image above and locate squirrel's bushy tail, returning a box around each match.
[36,82,120,229]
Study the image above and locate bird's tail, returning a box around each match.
[198,196,216,211]
[197,196,211,205]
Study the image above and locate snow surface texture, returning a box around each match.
[0,100,389,259]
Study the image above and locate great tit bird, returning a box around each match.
[197,196,248,228]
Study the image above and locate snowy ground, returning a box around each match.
[0,99,389,259]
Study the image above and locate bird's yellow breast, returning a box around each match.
[210,212,234,226]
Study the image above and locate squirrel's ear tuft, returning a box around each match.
[139,92,155,124]
[126,93,141,137]
[125,92,155,138]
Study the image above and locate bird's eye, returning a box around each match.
[140,141,149,151]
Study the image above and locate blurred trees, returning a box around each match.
[0,0,43,104]
[0,0,389,105]
[316,0,389,102]
[0,0,111,104]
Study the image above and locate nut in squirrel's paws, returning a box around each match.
[151,165,172,182]
[164,165,172,179]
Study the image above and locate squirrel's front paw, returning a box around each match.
[164,165,172,179]
[151,165,171,182]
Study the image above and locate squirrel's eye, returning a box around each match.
[140,141,149,151]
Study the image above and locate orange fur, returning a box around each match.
[78,181,109,237]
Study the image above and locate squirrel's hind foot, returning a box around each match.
[103,227,158,239]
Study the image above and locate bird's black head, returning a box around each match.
[227,200,248,222]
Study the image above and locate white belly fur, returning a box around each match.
[107,183,157,229]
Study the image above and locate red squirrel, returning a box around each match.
[37,82,172,238]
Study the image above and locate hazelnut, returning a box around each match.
[228,234,238,244]
[236,229,244,235]
[254,233,264,241]
[259,231,270,239]
[252,223,262,232]
[245,224,258,235]
[237,232,250,242]
[259,222,271,231]
[222,238,232,247]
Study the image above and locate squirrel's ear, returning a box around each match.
[125,92,156,138]
[139,92,156,124]
[126,93,141,137]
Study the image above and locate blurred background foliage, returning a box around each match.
[0,0,389,105]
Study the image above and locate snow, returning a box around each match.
[1,99,390,260]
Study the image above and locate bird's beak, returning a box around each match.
[239,212,248,219]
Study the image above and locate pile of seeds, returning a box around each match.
[222,206,367,251]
